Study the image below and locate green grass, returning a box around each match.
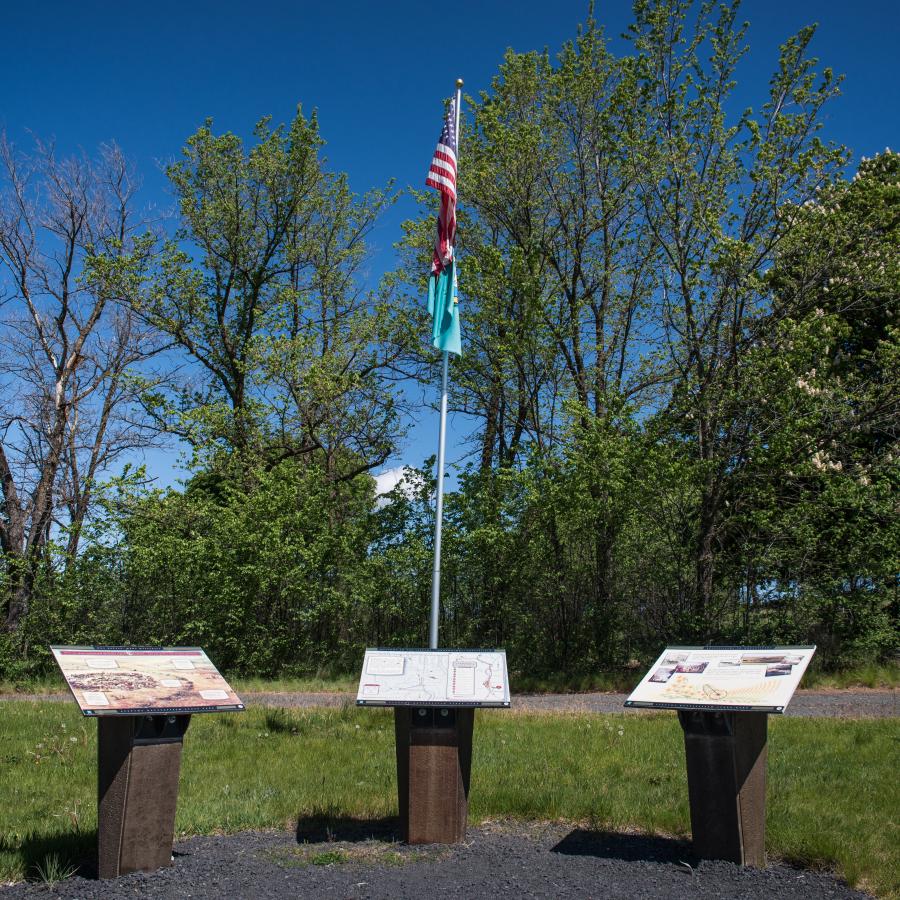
[31,851,78,886]
[230,674,358,694]
[0,673,67,695]
[0,672,360,696]
[0,663,900,695]
[0,702,897,895]
[800,663,900,690]
[510,662,900,694]
[510,671,643,693]
[2,662,896,696]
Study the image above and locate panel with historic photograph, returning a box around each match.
[625,646,816,713]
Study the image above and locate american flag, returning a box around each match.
[425,97,458,274]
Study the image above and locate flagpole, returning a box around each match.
[429,77,463,651]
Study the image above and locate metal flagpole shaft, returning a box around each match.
[429,350,450,649]
[428,78,463,650]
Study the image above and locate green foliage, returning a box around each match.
[378,2,892,669]
[32,853,78,886]
[134,110,407,478]
[3,2,896,679]
[106,457,381,674]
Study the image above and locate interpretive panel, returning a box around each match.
[51,646,244,715]
[625,646,816,713]
[356,648,510,707]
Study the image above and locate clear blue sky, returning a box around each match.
[4,0,898,489]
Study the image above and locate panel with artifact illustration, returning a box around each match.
[51,646,244,715]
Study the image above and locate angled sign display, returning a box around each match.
[51,646,244,716]
[356,648,510,708]
[625,645,816,713]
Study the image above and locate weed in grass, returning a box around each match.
[53,800,82,834]
[27,722,88,767]
[264,708,297,734]
[32,853,77,886]
[311,850,346,866]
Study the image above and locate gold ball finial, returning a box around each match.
[456,78,464,89]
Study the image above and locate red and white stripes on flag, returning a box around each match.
[425,97,458,274]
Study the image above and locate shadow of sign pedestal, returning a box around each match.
[50,646,244,879]
[357,648,509,845]
[625,644,815,868]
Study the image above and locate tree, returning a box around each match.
[398,22,656,471]
[625,1,845,633]
[102,457,376,673]
[731,151,900,661]
[0,137,158,631]
[136,111,408,480]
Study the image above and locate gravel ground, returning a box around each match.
[0,822,872,899]
[2,691,889,896]
[248,688,899,718]
[2,688,897,717]
[508,689,899,718]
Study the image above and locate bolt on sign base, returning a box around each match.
[678,709,768,867]
[394,706,474,844]
[98,715,191,878]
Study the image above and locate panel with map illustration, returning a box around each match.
[356,649,510,707]
[625,646,816,713]
[51,646,244,715]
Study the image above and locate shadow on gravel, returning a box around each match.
[0,829,97,881]
[551,829,698,865]
[295,815,403,844]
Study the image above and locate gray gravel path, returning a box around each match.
[2,688,896,717]
[510,689,899,718]
[0,822,871,899]
[244,689,899,718]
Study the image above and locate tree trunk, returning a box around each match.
[4,554,35,631]
[695,494,717,638]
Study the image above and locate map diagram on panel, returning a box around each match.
[625,645,816,713]
[51,646,244,716]
[356,649,510,707]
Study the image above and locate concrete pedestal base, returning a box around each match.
[394,707,473,844]
[97,715,190,878]
[678,710,768,867]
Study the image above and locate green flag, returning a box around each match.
[427,258,462,356]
